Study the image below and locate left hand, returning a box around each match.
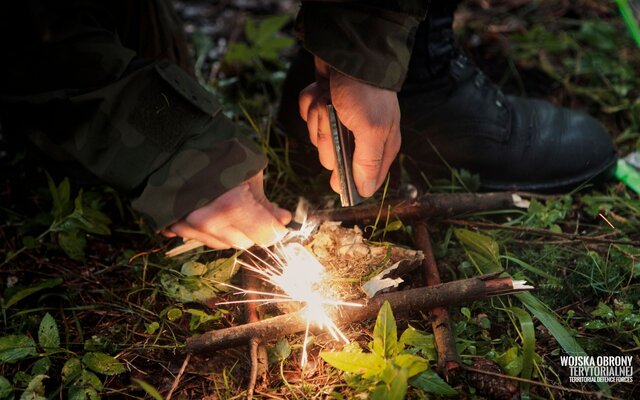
[298,57,401,198]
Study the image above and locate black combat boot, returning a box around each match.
[399,1,617,190]
[277,2,617,191]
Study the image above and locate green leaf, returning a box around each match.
[180,261,207,277]
[398,327,436,361]
[12,372,31,389]
[82,352,126,376]
[268,338,291,364]
[258,15,289,37]
[68,386,99,400]
[186,309,224,331]
[4,278,63,309]
[256,36,295,61]
[584,320,608,330]
[160,256,239,304]
[203,255,240,285]
[373,301,397,359]
[244,18,258,44]
[516,292,611,394]
[145,322,160,335]
[0,376,13,400]
[320,352,386,378]
[62,358,83,385]
[166,308,182,322]
[75,370,102,391]
[79,207,111,235]
[497,346,523,376]
[372,367,408,400]
[132,378,163,400]
[508,307,535,396]
[47,174,71,220]
[19,375,47,400]
[591,302,615,319]
[144,321,160,335]
[38,313,60,350]
[0,335,37,363]
[409,369,457,396]
[58,230,86,261]
[224,43,254,64]
[393,354,428,377]
[454,229,502,273]
[31,357,51,376]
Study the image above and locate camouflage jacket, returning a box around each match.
[297,1,428,91]
[0,0,425,230]
[0,0,267,230]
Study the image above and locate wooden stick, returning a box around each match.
[309,192,518,224]
[165,354,190,400]
[244,269,267,399]
[414,222,460,379]
[186,273,531,353]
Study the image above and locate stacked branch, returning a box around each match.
[308,192,518,224]
[414,222,460,379]
[187,273,531,353]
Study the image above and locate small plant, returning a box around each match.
[4,175,111,264]
[0,313,126,400]
[585,301,640,334]
[223,15,294,68]
[320,301,457,399]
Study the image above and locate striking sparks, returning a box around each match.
[219,223,362,366]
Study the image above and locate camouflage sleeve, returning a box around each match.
[296,1,428,91]
[0,6,267,230]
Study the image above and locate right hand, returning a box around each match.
[299,57,401,198]
[164,171,291,250]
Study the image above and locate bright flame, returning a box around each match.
[218,223,361,367]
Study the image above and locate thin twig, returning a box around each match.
[462,365,622,400]
[444,219,640,246]
[244,269,268,399]
[414,222,460,379]
[165,353,191,400]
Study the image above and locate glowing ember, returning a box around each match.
[218,224,362,366]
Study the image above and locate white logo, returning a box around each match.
[561,356,634,383]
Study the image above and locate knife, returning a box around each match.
[327,104,364,207]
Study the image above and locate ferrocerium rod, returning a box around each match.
[186,273,530,354]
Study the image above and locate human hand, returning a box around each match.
[164,172,292,250]
[299,57,401,197]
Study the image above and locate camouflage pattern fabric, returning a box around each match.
[0,0,267,230]
[297,1,429,91]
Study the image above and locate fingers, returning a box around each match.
[169,221,233,250]
[352,135,385,197]
[246,171,292,226]
[299,84,335,171]
[329,170,341,194]
[171,179,290,251]
[379,121,401,188]
[266,202,293,225]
